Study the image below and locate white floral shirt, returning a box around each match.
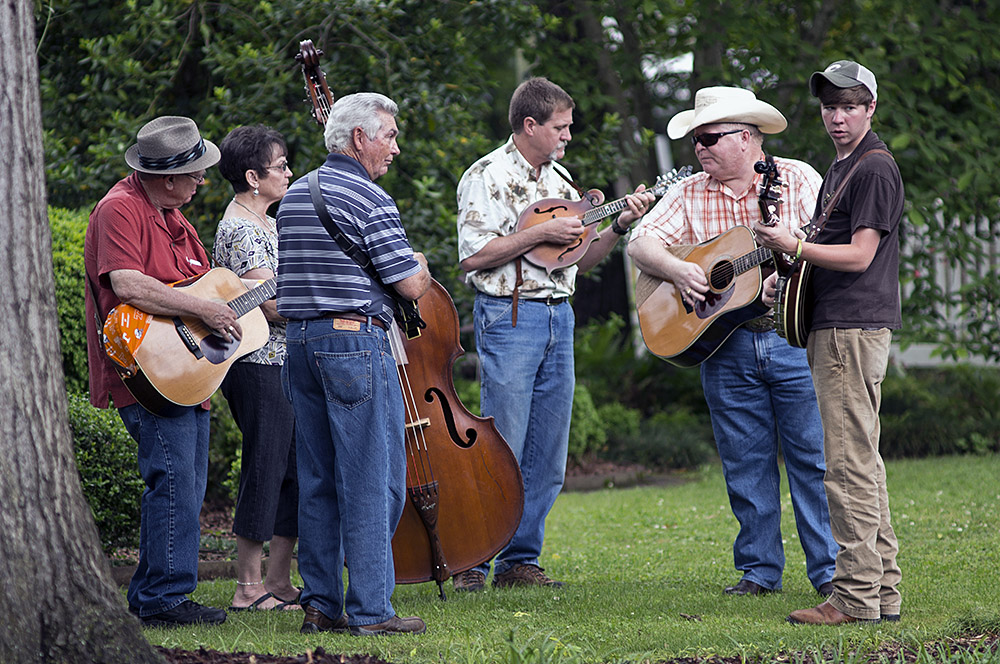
[213,215,286,365]
[457,136,580,298]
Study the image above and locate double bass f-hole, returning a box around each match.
[425,387,477,447]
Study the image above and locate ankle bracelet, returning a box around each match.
[236,580,263,586]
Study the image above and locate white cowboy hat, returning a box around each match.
[667,86,787,139]
[124,116,220,174]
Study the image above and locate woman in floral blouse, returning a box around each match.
[214,125,299,611]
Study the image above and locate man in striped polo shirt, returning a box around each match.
[276,93,430,636]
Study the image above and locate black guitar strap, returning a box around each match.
[306,169,426,337]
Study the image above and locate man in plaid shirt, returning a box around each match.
[629,87,838,598]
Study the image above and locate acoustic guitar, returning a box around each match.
[518,166,692,273]
[635,226,774,367]
[103,269,272,416]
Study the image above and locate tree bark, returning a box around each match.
[0,1,163,661]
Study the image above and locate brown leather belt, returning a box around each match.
[521,295,569,305]
[317,312,386,330]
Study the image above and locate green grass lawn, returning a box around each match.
[147,454,1000,663]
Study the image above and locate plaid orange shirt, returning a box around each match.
[632,156,822,246]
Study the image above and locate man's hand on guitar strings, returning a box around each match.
[618,184,656,226]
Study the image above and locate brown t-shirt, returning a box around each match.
[809,131,904,330]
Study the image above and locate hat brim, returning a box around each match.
[124,140,221,175]
[809,71,859,97]
[667,101,787,139]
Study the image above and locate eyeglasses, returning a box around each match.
[182,172,206,184]
[264,162,291,173]
[691,129,743,147]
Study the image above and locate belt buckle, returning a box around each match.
[744,316,775,333]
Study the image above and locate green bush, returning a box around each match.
[208,392,242,505]
[606,408,716,471]
[567,383,607,464]
[881,365,1000,457]
[66,391,143,553]
[49,207,90,394]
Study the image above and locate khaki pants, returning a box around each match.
[807,328,902,620]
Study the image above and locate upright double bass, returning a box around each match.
[295,41,524,598]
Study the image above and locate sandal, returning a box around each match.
[229,592,284,612]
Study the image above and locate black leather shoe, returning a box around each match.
[724,579,775,596]
[301,605,349,634]
[141,600,227,628]
[882,613,901,622]
[818,582,835,597]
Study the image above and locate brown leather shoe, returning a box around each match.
[453,569,487,592]
[300,605,348,634]
[492,564,564,588]
[787,600,876,625]
[724,579,775,596]
[350,614,426,636]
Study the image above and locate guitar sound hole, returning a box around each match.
[709,260,735,290]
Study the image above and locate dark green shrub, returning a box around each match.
[208,392,242,505]
[574,313,709,420]
[49,207,90,394]
[596,401,641,449]
[568,383,607,464]
[607,408,716,471]
[881,365,1000,457]
[67,391,143,553]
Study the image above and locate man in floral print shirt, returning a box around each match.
[454,77,653,591]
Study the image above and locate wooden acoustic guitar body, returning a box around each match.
[125,269,269,415]
[636,226,769,367]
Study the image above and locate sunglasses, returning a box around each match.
[691,129,743,147]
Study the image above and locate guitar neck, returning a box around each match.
[734,246,775,275]
[228,278,277,317]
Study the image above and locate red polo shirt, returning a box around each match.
[84,172,210,409]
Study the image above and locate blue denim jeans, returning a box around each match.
[118,404,210,617]
[471,293,575,576]
[700,328,837,590]
[282,318,405,627]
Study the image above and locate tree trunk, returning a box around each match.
[0,1,164,662]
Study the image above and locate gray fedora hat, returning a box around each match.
[124,116,220,174]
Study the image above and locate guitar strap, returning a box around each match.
[806,149,890,241]
[306,169,426,336]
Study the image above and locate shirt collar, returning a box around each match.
[324,152,372,180]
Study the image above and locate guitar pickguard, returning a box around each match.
[200,333,241,364]
[694,286,735,319]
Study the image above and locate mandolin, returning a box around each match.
[518,166,692,274]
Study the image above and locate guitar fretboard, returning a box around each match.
[228,278,277,317]
[580,166,693,227]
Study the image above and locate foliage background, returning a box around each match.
[36,0,1000,363]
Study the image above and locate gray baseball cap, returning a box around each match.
[809,60,877,101]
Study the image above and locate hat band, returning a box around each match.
[138,138,206,171]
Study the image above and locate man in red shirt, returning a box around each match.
[84,116,235,627]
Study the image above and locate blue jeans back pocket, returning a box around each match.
[315,350,373,409]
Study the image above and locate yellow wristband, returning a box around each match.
[795,238,804,260]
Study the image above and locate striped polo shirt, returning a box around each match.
[275,153,421,325]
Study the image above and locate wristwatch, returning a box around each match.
[611,219,629,236]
